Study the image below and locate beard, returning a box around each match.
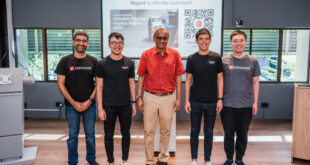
[75,45,87,53]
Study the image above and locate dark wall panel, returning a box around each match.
[24,82,63,109]
[233,0,310,28]
[258,83,294,119]
[24,83,294,120]
[12,0,101,28]
[223,0,234,28]
[12,0,310,28]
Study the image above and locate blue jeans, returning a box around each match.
[65,105,96,165]
[190,100,217,161]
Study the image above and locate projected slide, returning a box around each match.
[111,9,179,48]
[102,0,222,58]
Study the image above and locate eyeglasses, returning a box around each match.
[156,36,168,41]
[198,38,211,41]
[110,41,124,46]
[74,39,88,43]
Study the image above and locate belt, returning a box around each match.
[145,90,174,96]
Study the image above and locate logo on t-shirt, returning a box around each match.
[69,66,92,71]
[208,61,215,64]
[229,65,234,70]
[121,66,128,70]
[234,66,250,70]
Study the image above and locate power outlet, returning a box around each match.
[56,102,64,108]
[261,103,269,108]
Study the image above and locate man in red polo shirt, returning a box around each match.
[137,28,185,165]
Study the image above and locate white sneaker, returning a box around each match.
[190,161,198,165]
[205,162,212,165]
[123,163,131,165]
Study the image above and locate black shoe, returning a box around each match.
[223,159,233,165]
[235,160,245,165]
[88,160,99,165]
[156,160,168,165]
[68,162,77,165]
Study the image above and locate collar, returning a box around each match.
[151,46,171,56]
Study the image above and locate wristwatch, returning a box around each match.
[137,96,142,99]
[131,100,137,103]
[218,97,223,101]
[89,98,95,103]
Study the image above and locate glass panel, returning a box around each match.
[16,29,44,80]
[182,59,186,81]
[134,59,140,81]
[47,29,73,80]
[222,29,250,56]
[74,29,102,60]
[252,29,279,81]
[281,30,309,82]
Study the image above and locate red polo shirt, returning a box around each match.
[137,46,185,93]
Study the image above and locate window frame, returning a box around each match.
[14,27,102,82]
[15,27,310,83]
[222,28,310,83]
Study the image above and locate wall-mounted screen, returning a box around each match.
[102,0,223,58]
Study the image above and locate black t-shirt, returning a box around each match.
[95,56,135,106]
[186,51,223,102]
[55,54,98,106]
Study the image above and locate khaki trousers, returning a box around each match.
[143,91,175,164]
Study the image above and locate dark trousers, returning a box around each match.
[190,100,217,161]
[103,105,132,163]
[220,106,253,160]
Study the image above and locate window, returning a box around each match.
[281,30,310,82]
[222,29,250,56]
[252,30,279,81]
[16,28,102,81]
[47,29,73,80]
[133,59,140,81]
[223,29,280,81]
[16,28,309,83]
[16,29,44,80]
[182,59,186,81]
[75,29,101,60]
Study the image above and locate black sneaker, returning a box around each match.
[223,159,233,165]
[88,160,99,165]
[68,162,77,165]
[156,160,168,165]
[235,160,245,165]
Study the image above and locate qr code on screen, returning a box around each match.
[184,9,214,39]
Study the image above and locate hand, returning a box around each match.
[80,99,92,112]
[72,101,83,112]
[184,101,191,114]
[98,107,106,120]
[252,103,258,115]
[174,99,181,112]
[132,103,137,116]
[137,97,144,113]
[216,100,223,113]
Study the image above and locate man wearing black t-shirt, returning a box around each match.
[95,32,136,165]
[184,28,224,165]
[56,31,99,165]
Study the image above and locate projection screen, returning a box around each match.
[102,0,223,58]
